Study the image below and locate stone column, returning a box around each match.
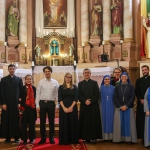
[124,0,133,41]
[81,0,89,44]
[0,0,5,44]
[19,0,27,43]
[18,0,28,63]
[103,0,111,43]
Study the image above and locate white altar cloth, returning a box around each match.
[0,69,3,78]
[33,66,77,87]
[33,66,75,74]
[78,67,114,77]
[15,69,32,78]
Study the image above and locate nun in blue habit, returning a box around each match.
[100,75,115,141]
[144,87,150,147]
[113,72,137,143]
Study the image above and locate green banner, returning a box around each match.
[147,0,150,16]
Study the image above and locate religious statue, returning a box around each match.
[69,44,74,57]
[91,0,102,35]
[111,0,123,34]
[8,0,20,36]
[49,0,60,22]
[50,39,59,55]
[143,14,150,58]
[34,44,41,56]
[60,11,67,26]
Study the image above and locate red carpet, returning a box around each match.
[17,138,88,150]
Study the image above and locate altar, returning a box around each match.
[14,66,114,87]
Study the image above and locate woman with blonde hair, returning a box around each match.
[112,67,122,86]
[58,73,79,145]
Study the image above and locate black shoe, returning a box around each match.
[4,139,11,143]
[14,139,20,144]
[128,142,132,145]
[38,139,46,144]
[140,140,144,145]
[91,139,97,144]
[22,141,27,145]
[50,138,55,144]
[84,140,91,144]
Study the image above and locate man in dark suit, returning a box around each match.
[78,68,102,144]
[0,64,23,143]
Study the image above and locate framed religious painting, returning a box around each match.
[43,0,67,28]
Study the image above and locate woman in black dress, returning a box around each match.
[20,75,36,144]
[58,73,79,145]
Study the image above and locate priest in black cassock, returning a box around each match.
[0,64,23,143]
[78,68,102,143]
[135,65,150,144]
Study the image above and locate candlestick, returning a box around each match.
[74,60,76,66]
[102,41,105,45]
[4,42,7,63]
[31,61,34,66]
[120,40,123,44]
[120,40,124,61]
[82,42,84,46]
[53,57,55,66]
[24,43,27,47]
[4,42,7,46]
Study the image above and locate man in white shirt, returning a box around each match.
[36,66,59,144]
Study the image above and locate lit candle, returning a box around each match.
[74,60,76,66]
[15,63,18,68]
[82,42,84,46]
[120,40,123,44]
[4,42,7,46]
[31,61,34,66]
[24,43,27,47]
[102,41,105,45]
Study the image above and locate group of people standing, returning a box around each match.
[0,64,150,148]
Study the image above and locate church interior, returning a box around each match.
[0,0,150,149]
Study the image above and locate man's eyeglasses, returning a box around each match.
[65,76,72,79]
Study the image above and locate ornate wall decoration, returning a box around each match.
[123,50,128,57]
[1,53,5,59]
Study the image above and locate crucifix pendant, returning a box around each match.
[107,96,108,100]
[123,97,125,101]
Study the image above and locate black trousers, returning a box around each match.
[39,101,55,140]
[22,106,36,142]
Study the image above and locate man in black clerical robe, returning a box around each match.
[0,64,23,143]
[78,68,102,143]
[135,65,150,144]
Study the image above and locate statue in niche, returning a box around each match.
[69,44,74,57]
[50,39,59,55]
[111,0,123,34]
[34,44,41,56]
[8,0,20,36]
[91,0,102,36]
[49,0,60,22]
[143,14,150,58]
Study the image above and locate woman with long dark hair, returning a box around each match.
[20,75,36,144]
[58,73,78,145]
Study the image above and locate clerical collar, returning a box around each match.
[9,75,14,78]
[121,82,128,85]
[84,79,90,82]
